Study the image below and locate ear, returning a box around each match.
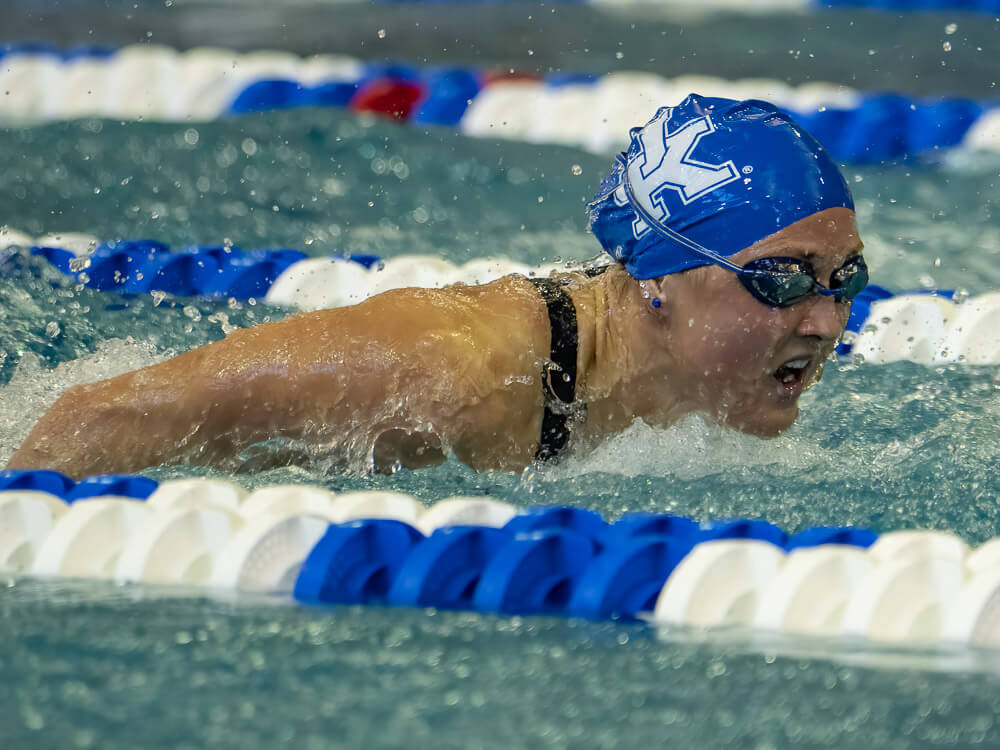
[643,275,670,312]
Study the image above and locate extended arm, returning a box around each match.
[6,280,547,478]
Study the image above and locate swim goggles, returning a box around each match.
[621,160,869,308]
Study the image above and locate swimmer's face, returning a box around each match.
[657,207,862,436]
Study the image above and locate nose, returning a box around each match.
[795,294,848,343]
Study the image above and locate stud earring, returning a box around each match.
[651,298,661,308]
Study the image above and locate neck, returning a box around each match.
[566,265,686,437]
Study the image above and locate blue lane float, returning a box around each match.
[0,235,971,360]
[474,530,597,616]
[294,519,425,604]
[24,240,377,301]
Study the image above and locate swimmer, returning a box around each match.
[7,95,867,478]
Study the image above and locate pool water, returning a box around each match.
[4,2,1000,747]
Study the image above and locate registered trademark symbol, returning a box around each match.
[742,165,754,175]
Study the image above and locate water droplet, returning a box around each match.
[570,164,582,176]
[945,23,958,34]
[615,51,624,59]
[44,321,61,339]
[377,28,386,39]
[943,41,952,52]
[150,290,166,307]
[183,305,202,322]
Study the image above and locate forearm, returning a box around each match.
[5,343,263,478]
[7,378,213,478]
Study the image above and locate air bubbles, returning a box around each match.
[570,164,582,176]
[377,29,386,39]
[945,23,958,35]
[68,256,91,273]
[182,305,202,322]
[44,322,61,339]
[943,41,953,53]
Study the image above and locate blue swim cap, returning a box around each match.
[587,94,854,280]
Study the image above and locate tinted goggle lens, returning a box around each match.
[832,255,869,300]
[738,256,868,308]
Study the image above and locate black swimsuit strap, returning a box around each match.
[529,277,582,461]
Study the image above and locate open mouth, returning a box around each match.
[773,357,811,387]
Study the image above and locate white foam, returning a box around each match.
[550,415,831,481]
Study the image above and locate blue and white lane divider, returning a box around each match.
[3,228,998,365]
[2,469,999,649]
[1,44,999,163]
[383,0,1000,12]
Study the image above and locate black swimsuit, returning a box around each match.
[529,277,586,461]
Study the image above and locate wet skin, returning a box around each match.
[7,207,862,477]
[645,206,863,437]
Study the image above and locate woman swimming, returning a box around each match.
[7,95,867,477]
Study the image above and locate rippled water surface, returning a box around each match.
[3,2,1000,747]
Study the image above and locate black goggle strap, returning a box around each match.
[623,162,865,303]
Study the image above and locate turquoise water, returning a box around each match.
[4,3,1000,747]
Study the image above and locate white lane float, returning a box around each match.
[652,540,786,627]
[839,556,966,644]
[115,505,244,585]
[31,497,151,579]
[850,295,955,364]
[239,485,339,520]
[332,491,425,525]
[209,512,332,592]
[0,491,69,573]
[867,530,969,566]
[417,496,519,536]
[753,545,873,636]
[940,567,1000,648]
[145,478,248,514]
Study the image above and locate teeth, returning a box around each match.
[784,358,809,369]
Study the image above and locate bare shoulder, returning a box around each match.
[251,274,546,360]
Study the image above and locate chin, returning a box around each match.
[725,404,799,438]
